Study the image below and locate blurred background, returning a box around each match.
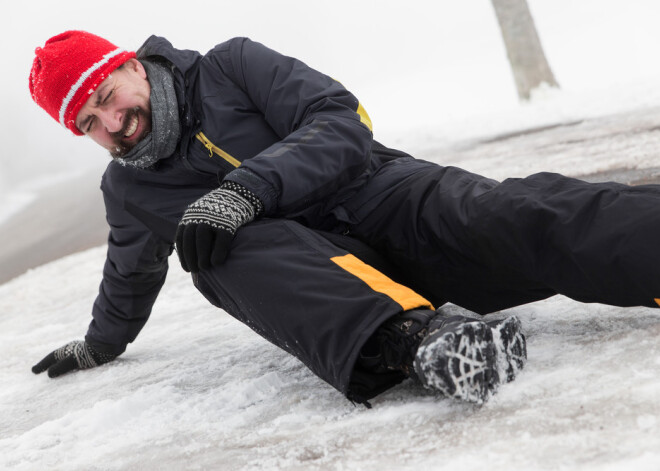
[2,0,660,282]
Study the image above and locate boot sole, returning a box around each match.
[490,316,527,383]
[414,321,497,404]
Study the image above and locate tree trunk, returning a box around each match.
[491,0,559,100]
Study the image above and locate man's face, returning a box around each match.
[75,59,152,158]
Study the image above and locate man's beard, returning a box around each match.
[109,107,152,159]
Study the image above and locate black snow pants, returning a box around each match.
[194,218,432,403]
[338,157,660,314]
[195,156,660,401]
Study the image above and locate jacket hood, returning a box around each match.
[136,36,201,75]
[136,36,202,130]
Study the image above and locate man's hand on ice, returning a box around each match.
[175,181,263,272]
[32,341,117,378]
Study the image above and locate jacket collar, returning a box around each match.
[136,36,202,130]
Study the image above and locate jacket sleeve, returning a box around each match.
[85,176,172,356]
[216,37,374,216]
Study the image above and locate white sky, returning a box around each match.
[4,0,660,192]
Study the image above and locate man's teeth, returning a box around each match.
[124,115,138,138]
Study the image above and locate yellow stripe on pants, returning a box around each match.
[331,254,434,312]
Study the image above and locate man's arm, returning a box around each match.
[214,37,374,216]
[176,38,375,272]
[86,180,171,356]
[33,172,171,376]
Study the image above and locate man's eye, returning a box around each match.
[86,117,95,133]
[103,89,114,104]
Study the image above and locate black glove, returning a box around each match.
[176,181,263,272]
[32,341,117,378]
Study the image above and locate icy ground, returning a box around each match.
[2,103,660,470]
[5,0,660,465]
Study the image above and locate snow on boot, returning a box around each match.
[413,315,498,404]
[487,316,527,383]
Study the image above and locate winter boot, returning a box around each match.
[360,307,527,404]
[359,309,436,377]
[413,306,527,404]
[486,315,527,383]
[413,314,497,403]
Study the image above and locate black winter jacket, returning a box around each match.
[86,36,385,354]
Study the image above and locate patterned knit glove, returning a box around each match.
[32,341,118,378]
[176,181,263,272]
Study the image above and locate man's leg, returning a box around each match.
[193,219,433,403]
[344,158,660,313]
[194,218,525,404]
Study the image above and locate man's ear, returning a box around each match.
[125,58,147,80]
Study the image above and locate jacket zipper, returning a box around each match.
[195,131,241,168]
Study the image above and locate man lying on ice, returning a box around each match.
[29,31,660,406]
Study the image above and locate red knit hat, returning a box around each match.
[29,31,136,135]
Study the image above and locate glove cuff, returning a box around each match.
[220,181,264,217]
[88,343,118,365]
[178,181,263,235]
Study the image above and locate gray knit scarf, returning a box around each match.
[114,60,181,169]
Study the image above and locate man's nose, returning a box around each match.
[98,109,123,133]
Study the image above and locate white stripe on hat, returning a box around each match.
[58,47,126,128]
